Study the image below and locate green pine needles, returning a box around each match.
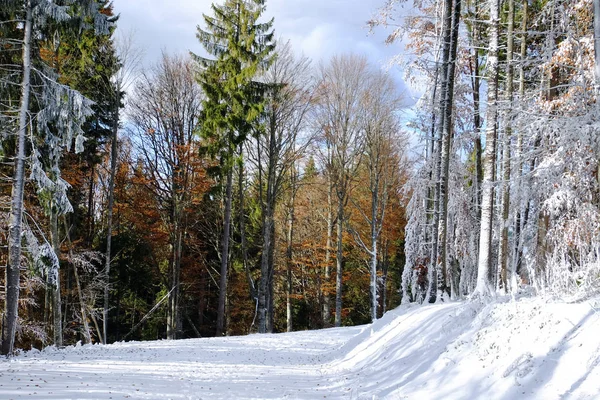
[194,0,275,168]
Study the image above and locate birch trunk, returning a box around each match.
[2,0,33,356]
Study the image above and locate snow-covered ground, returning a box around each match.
[1,296,599,399]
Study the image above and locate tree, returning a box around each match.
[195,0,274,336]
[127,53,204,340]
[473,0,500,297]
[315,54,369,327]
[348,71,402,321]
[251,41,313,333]
[1,0,111,356]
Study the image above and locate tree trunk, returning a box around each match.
[335,196,344,327]
[103,101,119,344]
[513,0,528,285]
[285,170,297,333]
[64,218,92,344]
[498,0,515,293]
[474,0,500,297]
[2,1,33,356]
[436,0,462,301]
[428,0,454,303]
[50,204,63,347]
[595,0,600,87]
[216,164,233,336]
[323,172,333,326]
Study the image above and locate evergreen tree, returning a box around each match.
[194,0,274,336]
[0,0,111,355]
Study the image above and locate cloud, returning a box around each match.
[113,0,416,102]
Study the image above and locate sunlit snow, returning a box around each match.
[1,296,599,399]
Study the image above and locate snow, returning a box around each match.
[2,296,599,399]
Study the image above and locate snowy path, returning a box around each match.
[1,298,599,399]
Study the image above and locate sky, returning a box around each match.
[113,0,421,105]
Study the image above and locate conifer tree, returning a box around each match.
[194,0,274,336]
[0,0,111,355]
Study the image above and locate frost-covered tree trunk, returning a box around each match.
[594,0,600,87]
[474,0,500,297]
[49,203,63,347]
[498,0,515,292]
[436,0,462,300]
[513,0,528,283]
[1,0,32,356]
[428,0,454,303]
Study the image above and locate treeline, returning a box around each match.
[371,0,600,303]
[0,0,408,353]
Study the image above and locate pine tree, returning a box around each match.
[194,0,274,336]
[0,0,111,355]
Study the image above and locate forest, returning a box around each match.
[0,0,598,357]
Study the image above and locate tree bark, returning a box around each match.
[428,0,454,303]
[436,0,462,300]
[323,174,333,326]
[2,0,33,356]
[103,100,119,344]
[498,0,515,292]
[474,0,500,297]
[216,164,233,336]
[64,218,92,344]
[335,196,344,327]
[285,169,297,333]
[50,203,63,347]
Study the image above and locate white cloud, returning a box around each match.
[113,0,417,102]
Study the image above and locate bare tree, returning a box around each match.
[252,41,314,333]
[102,31,142,344]
[349,71,402,321]
[127,53,203,339]
[315,54,369,327]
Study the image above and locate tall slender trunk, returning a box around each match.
[64,217,92,344]
[323,174,333,326]
[238,159,254,302]
[334,195,344,327]
[436,0,462,300]
[103,101,119,344]
[216,164,233,336]
[285,170,297,333]
[472,0,483,215]
[498,0,515,292]
[369,176,380,321]
[428,0,454,303]
[50,203,63,347]
[474,0,500,297]
[2,1,33,356]
[514,0,528,284]
[595,0,600,87]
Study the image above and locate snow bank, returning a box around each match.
[1,297,598,399]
